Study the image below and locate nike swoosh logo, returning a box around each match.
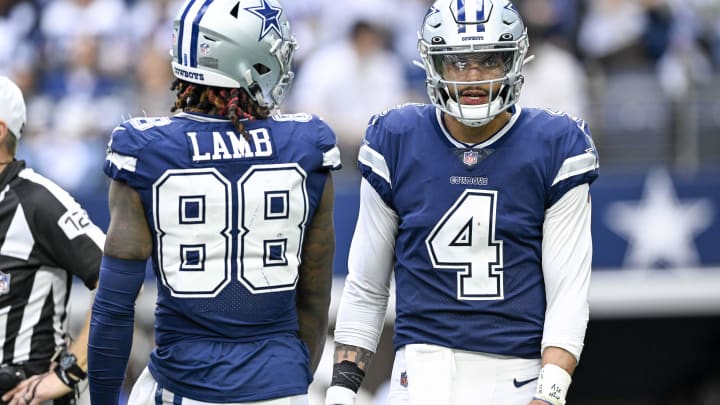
[513,377,538,388]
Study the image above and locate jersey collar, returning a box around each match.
[436,105,522,149]
[0,160,26,191]
[175,112,242,122]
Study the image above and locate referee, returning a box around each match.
[0,77,103,405]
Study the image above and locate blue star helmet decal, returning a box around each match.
[244,0,283,41]
[424,5,440,20]
[422,5,441,29]
[504,1,520,16]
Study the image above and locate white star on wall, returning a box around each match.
[605,168,715,268]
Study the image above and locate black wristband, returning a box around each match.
[330,360,366,393]
[55,366,77,388]
[54,352,87,389]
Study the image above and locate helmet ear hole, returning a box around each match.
[254,63,271,75]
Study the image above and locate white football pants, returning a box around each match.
[385,344,542,405]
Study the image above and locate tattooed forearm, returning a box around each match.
[334,343,375,371]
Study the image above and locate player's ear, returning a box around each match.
[0,121,12,156]
[0,121,8,143]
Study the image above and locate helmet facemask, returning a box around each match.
[258,36,297,110]
[418,0,530,127]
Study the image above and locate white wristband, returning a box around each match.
[533,364,572,405]
[325,385,356,405]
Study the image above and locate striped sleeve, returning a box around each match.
[547,117,599,207]
[357,118,395,211]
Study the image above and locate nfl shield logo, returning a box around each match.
[200,42,211,56]
[463,151,479,167]
[0,271,10,295]
[400,371,408,387]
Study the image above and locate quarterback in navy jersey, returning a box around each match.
[88,1,340,404]
[326,1,598,405]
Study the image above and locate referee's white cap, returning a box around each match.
[0,76,27,139]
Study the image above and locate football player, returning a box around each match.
[88,0,341,404]
[325,1,598,404]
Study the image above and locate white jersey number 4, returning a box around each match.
[426,190,504,300]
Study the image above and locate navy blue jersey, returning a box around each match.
[103,112,340,401]
[359,104,598,358]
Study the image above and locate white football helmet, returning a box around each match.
[170,0,297,111]
[418,0,529,126]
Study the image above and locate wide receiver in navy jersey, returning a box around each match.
[88,1,341,404]
[326,1,599,405]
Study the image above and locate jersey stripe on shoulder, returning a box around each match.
[551,151,599,186]
[106,151,138,173]
[358,144,391,188]
[323,145,342,170]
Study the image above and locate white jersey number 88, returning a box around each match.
[153,164,308,298]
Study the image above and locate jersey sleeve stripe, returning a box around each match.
[551,152,599,186]
[106,152,138,173]
[358,144,392,188]
[322,146,342,169]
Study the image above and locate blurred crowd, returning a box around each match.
[2,0,720,191]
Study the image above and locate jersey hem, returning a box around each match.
[148,365,308,402]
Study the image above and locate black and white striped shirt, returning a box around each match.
[0,160,103,368]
